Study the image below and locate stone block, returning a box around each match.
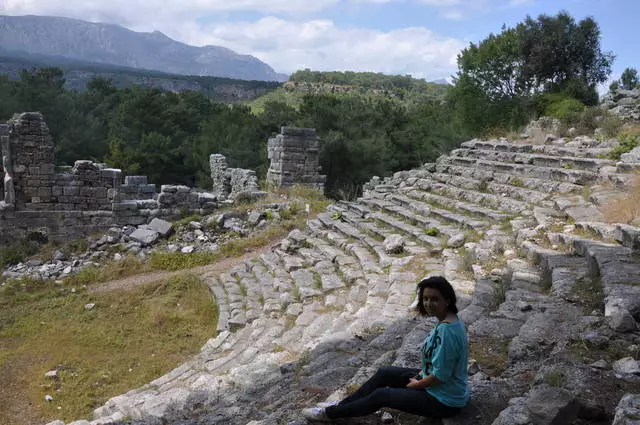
[129,228,159,246]
[148,218,174,237]
[63,186,80,196]
[124,175,148,186]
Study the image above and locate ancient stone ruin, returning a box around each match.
[266,127,326,190]
[0,113,218,243]
[209,153,262,201]
[0,114,327,245]
[601,87,640,122]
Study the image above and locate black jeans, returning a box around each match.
[325,366,461,419]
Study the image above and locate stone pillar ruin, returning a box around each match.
[0,124,14,205]
[8,112,56,208]
[210,154,230,200]
[266,127,326,190]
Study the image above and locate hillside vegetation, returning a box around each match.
[0,52,281,103]
[0,11,625,200]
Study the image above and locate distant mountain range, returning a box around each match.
[0,14,288,82]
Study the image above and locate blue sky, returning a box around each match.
[2,0,637,84]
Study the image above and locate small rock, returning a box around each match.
[188,221,203,230]
[471,371,490,382]
[583,331,609,349]
[589,360,609,370]
[71,288,76,293]
[467,359,481,375]
[113,253,123,261]
[85,303,96,311]
[383,234,405,254]
[181,246,195,254]
[613,357,640,375]
[62,266,72,275]
[52,250,67,262]
[45,370,58,378]
[285,303,303,316]
[503,249,516,259]
[167,244,179,253]
[381,412,393,423]
[448,233,466,248]
[45,394,53,402]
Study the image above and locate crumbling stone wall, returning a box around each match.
[118,176,156,201]
[209,154,260,200]
[0,112,221,243]
[266,127,326,190]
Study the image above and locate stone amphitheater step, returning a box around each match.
[355,198,446,250]
[363,193,466,240]
[378,190,488,231]
[407,177,531,215]
[399,186,509,223]
[427,172,551,204]
[315,210,393,268]
[460,139,613,159]
[201,273,232,334]
[328,202,433,259]
[545,232,640,333]
[552,195,606,223]
[438,156,601,186]
[450,147,617,172]
[434,161,583,195]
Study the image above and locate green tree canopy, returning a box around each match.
[620,68,639,90]
[450,11,614,134]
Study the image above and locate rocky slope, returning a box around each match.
[0,15,287,82]
[45,134,640,425]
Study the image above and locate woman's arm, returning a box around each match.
[406,374,442,389]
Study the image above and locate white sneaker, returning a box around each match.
[316,400,339,409]
[301,407,333,422]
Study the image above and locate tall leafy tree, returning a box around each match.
[451,11,614,134]
[620,68,639,90]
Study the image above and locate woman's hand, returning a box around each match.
[406,377,424,389]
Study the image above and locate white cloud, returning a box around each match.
[2,0,465,80]
[170,17,464,79]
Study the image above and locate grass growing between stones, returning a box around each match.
[0,273,217,425]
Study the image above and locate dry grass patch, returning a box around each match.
[64,256,150,287]
[0,273,217,425]
[600,174,640,224]
[468,337,510,377]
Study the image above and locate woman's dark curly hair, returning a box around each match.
[415,276,458,316]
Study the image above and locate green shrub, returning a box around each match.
[424,227,440,237]
[539,93,586,120]
[608,131,640,160]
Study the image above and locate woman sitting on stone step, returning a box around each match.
[302,276,469,422]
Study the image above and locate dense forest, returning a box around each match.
[0,11,618,199]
